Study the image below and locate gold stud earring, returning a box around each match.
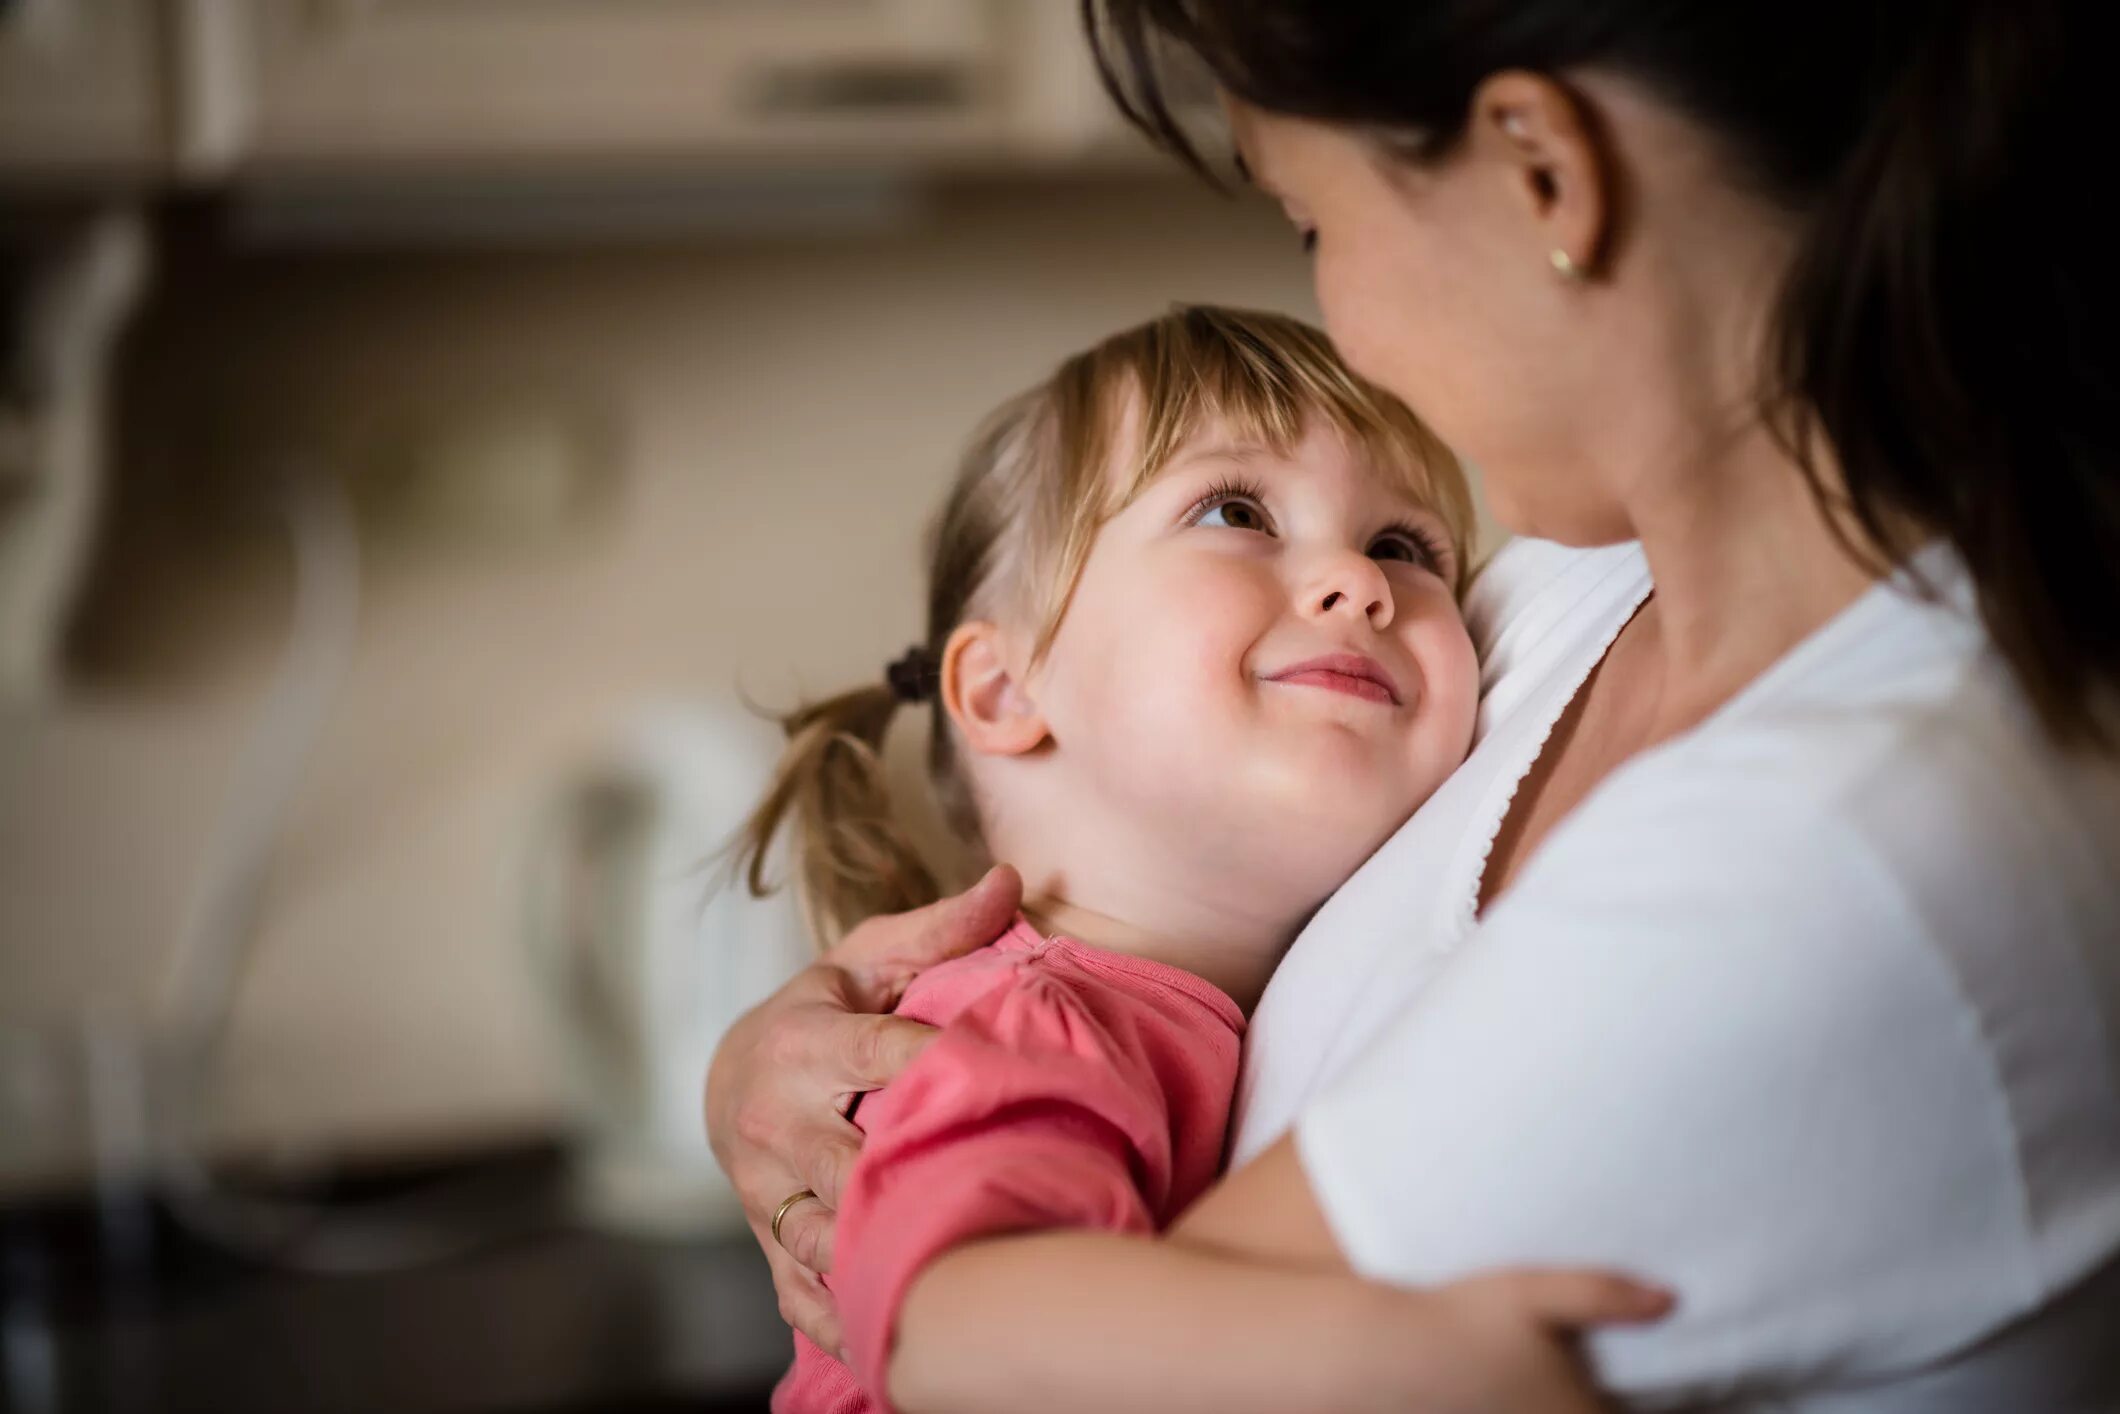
[1550,248,1586,281]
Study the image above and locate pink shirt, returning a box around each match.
[772,915,1246,1414]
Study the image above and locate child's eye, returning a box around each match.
[1186,483,1277,536]
[1369,524,1448,572]
[1199,497,1272,532]
[1300,228,1318,255]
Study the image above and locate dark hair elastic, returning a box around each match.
[885,646,938,704]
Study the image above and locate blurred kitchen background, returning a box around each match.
[0,4,1477,1411]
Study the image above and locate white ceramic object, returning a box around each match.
[523,704,813,1239]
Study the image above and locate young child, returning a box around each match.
[736,307,1650,1412]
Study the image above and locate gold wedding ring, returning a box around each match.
[771,1187,818,1250]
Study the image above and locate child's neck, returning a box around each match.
[1013,886,1300,1017]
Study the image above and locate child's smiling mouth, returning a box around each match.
[1262,653,1401,706]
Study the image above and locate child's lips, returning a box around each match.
[1263,654,1401,705]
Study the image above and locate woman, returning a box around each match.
[709,2,2120,1408]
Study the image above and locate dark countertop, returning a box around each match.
[1,1143,788,1414]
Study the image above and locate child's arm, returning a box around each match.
[891,1228,1666,1414]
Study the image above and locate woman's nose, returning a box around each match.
[1306,552,1395,631]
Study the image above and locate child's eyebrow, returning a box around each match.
[1168,438,1273,471]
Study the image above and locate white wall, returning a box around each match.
[3,176,1367,1167]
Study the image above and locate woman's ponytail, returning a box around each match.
[1773,0,2119,749]
[734,681,941,950]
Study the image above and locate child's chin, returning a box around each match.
[1241,765,1415,864]
[1266,727,1420,798]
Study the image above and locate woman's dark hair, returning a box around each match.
[1085,0,2117,750]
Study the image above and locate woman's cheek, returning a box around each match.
[1312,251,1388,387]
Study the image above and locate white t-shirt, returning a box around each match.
[1233,538,2120,1410]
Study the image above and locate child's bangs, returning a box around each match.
[1113,310,1474,586]
[1026,306,1475,656]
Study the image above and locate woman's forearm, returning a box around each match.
[888,1230,1444,1414]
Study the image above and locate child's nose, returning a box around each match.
[1310,554,1396,630]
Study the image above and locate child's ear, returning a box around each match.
[940,621,1049,757]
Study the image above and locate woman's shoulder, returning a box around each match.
[1556,562,2120,1000]
[1550,660,2120,970]
[1619,553,2118,923]
[1510,586,2120,1317]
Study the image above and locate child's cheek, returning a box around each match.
[1152,560,1274,693]
[1405,608,1481,780]
[1079,559,1269,777]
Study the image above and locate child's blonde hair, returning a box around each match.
[737,305,1473,947]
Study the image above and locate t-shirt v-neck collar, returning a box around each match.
[1451,563,1654,939]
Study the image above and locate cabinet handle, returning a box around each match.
[748,58,974,116]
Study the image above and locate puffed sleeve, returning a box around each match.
[834,969,1181,1404]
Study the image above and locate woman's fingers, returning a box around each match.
[793,1118,864,1214]
[823,1013,949,1096]
[723,1103,859,1255]
[1468,1268,1676,1331]
[772,1189,838,1273]
[762,1224,846,1355]
[834,865,1022,1007]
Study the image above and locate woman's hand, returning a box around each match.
[1388,1267,1672,1414]
[704,865,1022,1351]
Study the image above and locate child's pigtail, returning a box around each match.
[735,667,942,951]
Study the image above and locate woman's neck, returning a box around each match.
[1623,419,1882,739]
[1597,169,1885,733]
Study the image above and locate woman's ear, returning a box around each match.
[940,622,1050,758]
[1472,70,1610,278]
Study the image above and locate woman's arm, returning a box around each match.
[890,1142,1669,1414]
[1163,1135,1346,1264]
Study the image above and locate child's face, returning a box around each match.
[1030,417,1479,913]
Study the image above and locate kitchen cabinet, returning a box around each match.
[0,0,165,180]
[228,0,1008,169]
[0,1,1180,185]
